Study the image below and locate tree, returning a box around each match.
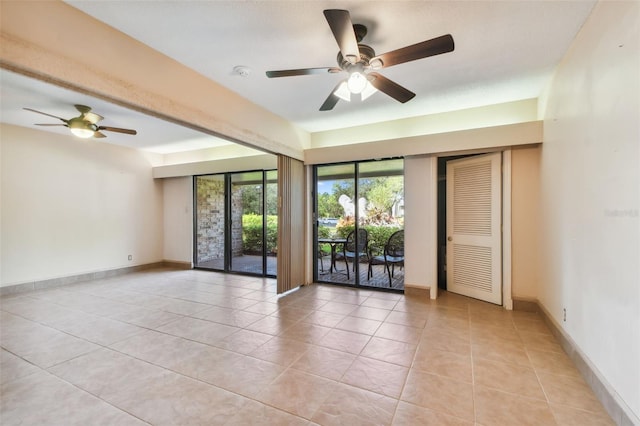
[318,192,343,218]
[317,177,404,219]
[366,176,403,216]
[238,183,278,215]
[239,185,262,215]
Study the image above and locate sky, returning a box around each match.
[318,180,334,195]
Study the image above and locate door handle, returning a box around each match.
[447,236,453,242]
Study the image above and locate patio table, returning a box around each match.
[318,238,347,273]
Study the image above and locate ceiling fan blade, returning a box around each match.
[35,123,67,127]
[97,126,137,135]
[94,131,107,138]
[23,108,69,123]
[373,34,454,69]
[319,81,344,111]
[266,67,341,78]
[83,112,104,124]
[368,72,415,103]
[323,9,360,64]
[74,105,104,124]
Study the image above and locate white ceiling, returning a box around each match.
[0,1,596,153]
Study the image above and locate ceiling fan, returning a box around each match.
[266,9,455,111]
[24,104,137,138]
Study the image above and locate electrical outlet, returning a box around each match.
[128,255,132,261]
[563,308,566,322]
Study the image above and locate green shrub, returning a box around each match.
[242,214,401,257]
[317,226,333,254]
[336,225,353,239]
[334,222,402,255]
[242,214,278,254]
[317,226,332,239]
[265,216,277,254]
[366,226,402,255]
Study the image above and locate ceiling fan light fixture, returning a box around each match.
[334,81,351,102]
[360,81,378,100]
[347,71,367,94]
[69,120,95,138]
[70,127,95,139]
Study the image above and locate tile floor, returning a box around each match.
[0,268,613,425]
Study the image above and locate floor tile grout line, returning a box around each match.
[3,340,151,424]
[48,344,295,424]
[44,366,154,425]
[2,269,613,425]
[90,338,307,419]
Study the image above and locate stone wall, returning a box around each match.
[195,177,245,263]
[196,177,225,263]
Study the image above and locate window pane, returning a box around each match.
[266,170,278,276]
[316,163,357,285]
[231,172,263,274]
[315,159,404,291]
[194,174,225,270]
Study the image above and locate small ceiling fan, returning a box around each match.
[266,9,455,111]
[24,104,137,138]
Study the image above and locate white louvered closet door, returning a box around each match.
[446,152,502,305]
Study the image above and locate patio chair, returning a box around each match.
[368,230,404,287]
[335,229,369,279]
[318,243,331,272]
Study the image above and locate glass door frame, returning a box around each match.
[313,162,362,287]
[313,158,405,291]
[193,169,276,278]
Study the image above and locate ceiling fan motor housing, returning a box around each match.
[337,44,377,71]
[68,117,97,132]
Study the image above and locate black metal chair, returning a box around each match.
[368,230,404,287]
[336,229,369,279]
[318,243,331,272]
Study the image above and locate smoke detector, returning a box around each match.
[233,66,251,77]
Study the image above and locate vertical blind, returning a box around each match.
[277,155,305,294]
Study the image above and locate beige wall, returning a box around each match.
[0,124,164,287]
[311,99,538,148]
[305,121,542,165]
[163,177,193,264]
[403,155,438,296]
[510,146,541,300]
[539,1,639,421]
[153,154,277,179]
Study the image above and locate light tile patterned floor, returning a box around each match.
[0,268,613,425]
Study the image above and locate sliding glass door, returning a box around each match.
[230,171,263,274]
[194,174,226,270]
[195,170,277,277]
[316,163,357,285]
[265,170,278,276]
[314,159,404,290]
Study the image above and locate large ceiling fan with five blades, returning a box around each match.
[266,9,455,111]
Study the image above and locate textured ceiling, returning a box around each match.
[1,1,597,153]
